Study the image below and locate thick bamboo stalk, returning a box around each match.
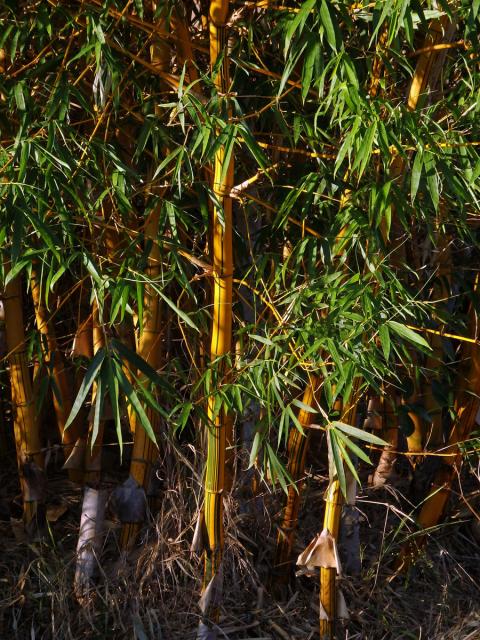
[119,4,168,551]
[30,263,83,480]
[3,263,44,529]
[119,205,163,550]
[201,0,234,626]
[173,5,199,84]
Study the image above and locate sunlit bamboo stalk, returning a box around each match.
[319,382,360,639]
[200,0,234,628]
[319,479,342,640]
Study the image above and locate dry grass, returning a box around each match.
[0,451,479,640]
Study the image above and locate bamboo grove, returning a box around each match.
[0,0,480,638]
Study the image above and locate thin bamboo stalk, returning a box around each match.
[201,0,234,625]
[319,381,360,639]
[319,480,342,640]
[273,377,320,586]
[3,263,44,530]
[423,213,452,448]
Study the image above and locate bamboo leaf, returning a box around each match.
[155,287,199,332]
[111,338,174,393]
[387,320,432,350]
[91,372,104,449]
[332,421,388,446]
[329,429,346,496]
[379,324,390,360]
[320,0,337,51]
[411,150,423,204]
[106,356,123,457]
[115,360,157,445]
[65,348,106,429]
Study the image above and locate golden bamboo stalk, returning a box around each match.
[3,263,44,528]
[119,3,169,551]
[319,381,360,639]
[119,206,163,550]
[319,480,342,639]
[201,0,234,623]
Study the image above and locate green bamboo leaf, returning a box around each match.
[387,320,432,350]
[301,38,319,101]
[65,348,106,429]
[248,431,262,469]
[353,122,377,179]
[320,0,337,51]
[329,429,346,496]
[332,421,388,446]
[111,338,174,393]
[379,324,390,360]
[249,334,274,346]
[106,356,123,457]
[91,371,104,449]
[410,149,423,204]
[284,0,316,55]
[336,437,361,486]
[424,151,439,211]
[154,287,199,332]
[292,398,317,413]
[335,430,373,465]
[14,83,26,111]
[115,360,157,445]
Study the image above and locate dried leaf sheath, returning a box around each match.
[202,0,234,616]
[3,264,44,527]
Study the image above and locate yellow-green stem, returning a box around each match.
[202,0,233,613]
